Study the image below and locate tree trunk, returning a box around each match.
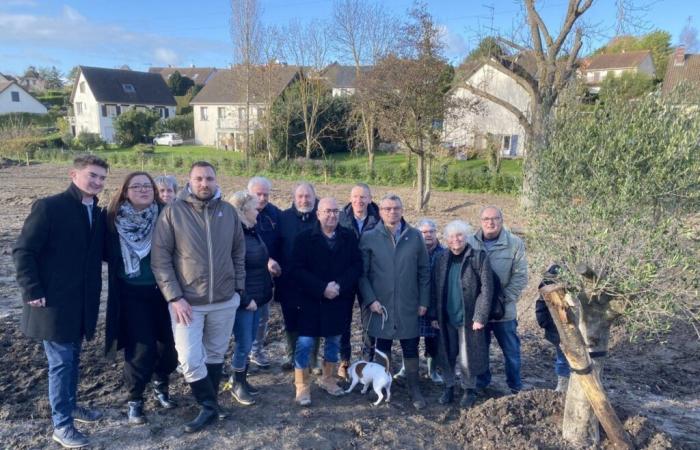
[539,284,633,450]
[417,150,425,211]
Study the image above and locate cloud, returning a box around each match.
[153,48,180,66]
[0,6,229,71]
[439,24,469,61]
[0,0,39,7]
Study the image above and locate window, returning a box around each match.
[502,135,511,151]
[79,81,86,93]
[107,105,118,118]
[11,91,20,102]
[238,107,247,122]
[122,83,136,93]
[200,106,208,121]
[75,102,84,115]
[218,107,226,119]
[257,108,266,121]
[156,107,169,119]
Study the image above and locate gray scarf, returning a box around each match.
[116,202,158,277]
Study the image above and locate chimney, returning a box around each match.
[674,46,685,67]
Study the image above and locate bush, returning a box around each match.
[153,113,194,139]
[114,109,160,147]
[76,132,105,150]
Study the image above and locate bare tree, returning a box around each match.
[283,20,332,159]
[231,0,263,164]
[331,0,398,174]
[258,25,289,161]
[457,0,594,204]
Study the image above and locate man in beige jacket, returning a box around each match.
[152,161,245,433]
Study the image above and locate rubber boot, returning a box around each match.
[438,386,454,405]
[460,388,478,409]
[243,364,259,396]
[427,357,444,384]
[153,380,177,409]
[555,376,569,393]
[294,368,311,406]
[231,370,256,406]
[205,363,227,419]
[282,332,297,371]
[184,377,218,433]
[337,360,350,381]
[127,400,147,425]
[318,361,344,396]
[404,358,426,410]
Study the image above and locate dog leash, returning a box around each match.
[363,304,388,351]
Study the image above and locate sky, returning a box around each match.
[0,0,697,77]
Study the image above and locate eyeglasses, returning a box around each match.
[480,216,502,222]
[128,184,153,191]
[320,209,340,215]
[381,206,402,211]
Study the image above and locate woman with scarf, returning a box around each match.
[429,220,494,409]
[104,172,178,425]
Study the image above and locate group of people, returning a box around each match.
[13,156,531,449]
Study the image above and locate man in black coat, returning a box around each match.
[247,176,282,369]
[337,183,380,377]
[275,182,320,370]
[13,155,109,449]
[290,197,362,405]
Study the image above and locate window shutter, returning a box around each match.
[101,104,107,117]
[165,108,169,118]
[116,105,121,115]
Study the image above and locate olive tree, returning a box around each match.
[530,85,700,445]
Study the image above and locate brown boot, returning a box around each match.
[337,360,350,381]
[318,361,344,396]
[294,368,311,406]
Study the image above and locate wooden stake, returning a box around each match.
[540,284,634,450]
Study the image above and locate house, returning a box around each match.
[149,66,218,86]
[190,64,300,148]
[444,54,537,157]
[320,62,371,97]
[0,79,48,115]
[70,66,176,143]
[581,50,656,94]
[661,46,700,97]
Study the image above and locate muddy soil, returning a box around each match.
[0,163,697,449]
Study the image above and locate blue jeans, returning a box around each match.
[43,340,82,428]
[251,302,269,355]
[555,345,571,377]
[477,320,522,391]
[231,307,261,371]
[295,335,340,369]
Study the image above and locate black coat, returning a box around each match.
[255,202,282,261]
[431,246,494,379]
[274,202,318,306]
[240,225,273,310]
[13,183,105,343]
[291,224,362,337]
[103,205,163,357]
[338,201,380,239]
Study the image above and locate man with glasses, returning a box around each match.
[469,205,528,394]
[14,155,109,448]
[358,194,430,410]
[289,197,362,405]
[247,176,282,369]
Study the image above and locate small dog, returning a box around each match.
[344,349,392,406]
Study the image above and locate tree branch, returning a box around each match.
[459,82,533,138]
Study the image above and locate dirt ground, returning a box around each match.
[0,163,697,449]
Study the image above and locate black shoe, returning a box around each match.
[438,386,454,405]
[243,365,259,396]
[231,372,256,406]
[184,400,218,433]
[460,389,477,409]
[281,358,294,371]
[404,358,426,410]
[128,400,147,425]
[72,405,103,424]
[206,363,224,395]
[52,424,89,448]
[153,381,177,409]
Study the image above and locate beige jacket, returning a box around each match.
[152,187,246,306]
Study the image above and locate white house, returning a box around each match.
[444,56,534,157]
[0,79,48,115]
[581,50,656,94]
[70,66,176,143]
[191,64,300,148]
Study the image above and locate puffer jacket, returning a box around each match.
[151,187,246,306]
[239,224,272,309]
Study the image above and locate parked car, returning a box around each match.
[153,133,183,146]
